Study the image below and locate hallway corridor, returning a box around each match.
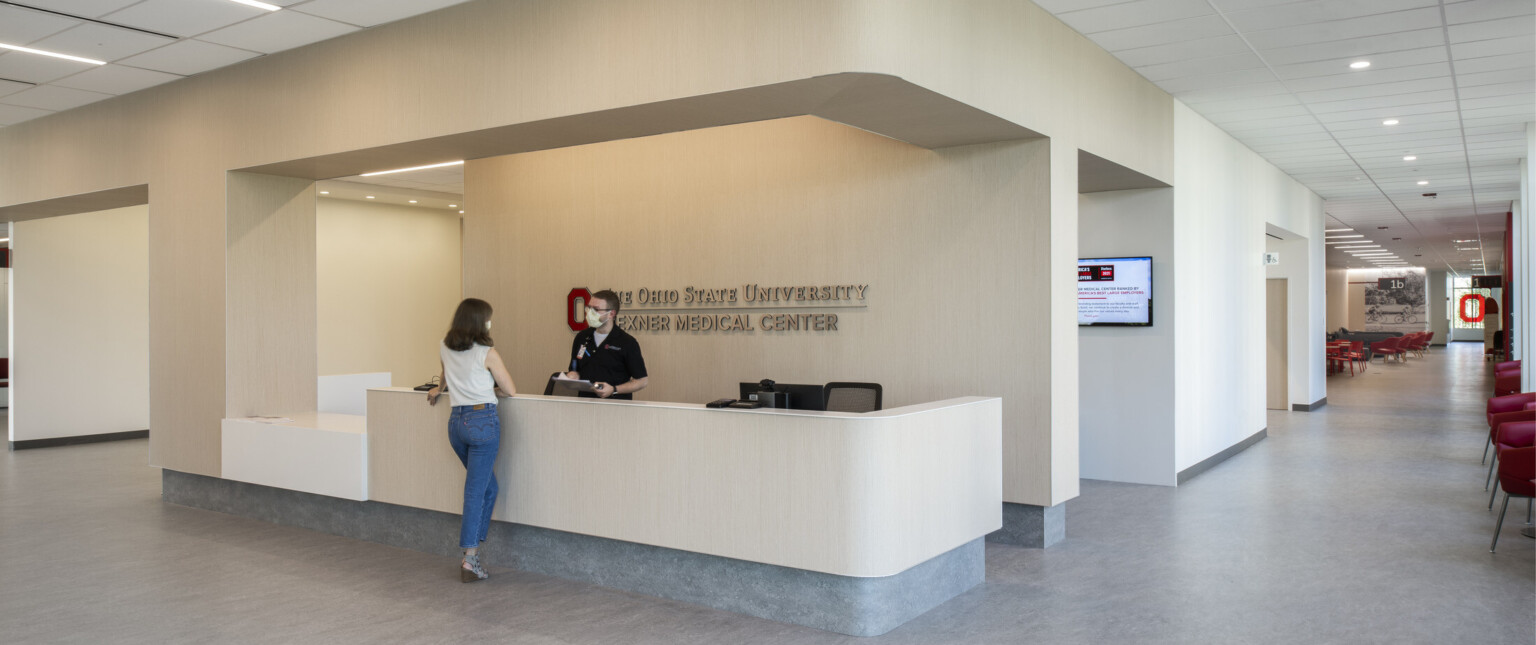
[0,343,1530,643]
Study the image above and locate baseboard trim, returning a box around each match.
[161,469,983,637]
[1176,428,1267,485]
[9,429,147,451]
[1291,397,1326,412]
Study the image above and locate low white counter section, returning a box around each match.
[221,412,368,501]
[367,390,1001,578]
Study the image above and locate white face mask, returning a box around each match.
[585,308,603,328]
[485,320,492,331]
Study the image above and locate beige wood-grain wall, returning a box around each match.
[466,116,1058,504]
[0,0,1174,502]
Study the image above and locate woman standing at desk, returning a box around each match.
[427,298,517,582]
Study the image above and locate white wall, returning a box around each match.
[1266,233,1325,407]
[1428,269,1449,345]
[1172,101,1323,472]
[10,206,148,441]
[1078,188,1175,486]
[317,198,462,387]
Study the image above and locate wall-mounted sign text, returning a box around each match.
[566,284,868,334]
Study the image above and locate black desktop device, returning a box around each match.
[738,380,825,411]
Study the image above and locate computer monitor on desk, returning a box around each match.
[738,381,825,411]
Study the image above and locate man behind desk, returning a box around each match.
[567,289,649,399]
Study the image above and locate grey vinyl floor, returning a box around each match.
[2,342,1532,644]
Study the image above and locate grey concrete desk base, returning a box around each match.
[163,469,984,636]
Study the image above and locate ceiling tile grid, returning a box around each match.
[0,0,471,127]
[1046,0,1533,275]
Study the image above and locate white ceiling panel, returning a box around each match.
[1457,67,1536,87]
[1114,35,1252,67]
[1157,69,1280,93]
[1260,28,1447,66]
[0,102,51,125]
[198,10,358,54]
[1451,35,1536,58]
[1136,52,1268,81]
[1307,89,1458,113]
[1091,14,1235,51]
[1443,0,1536,24]
[0,84,112,110]
[1447,17,1535,44]
[1033,0,1136,13]
[1055,0,1216,35]
[1295,77,1454,103]
[293,0,474,29]
[1243,7,1444,51]
[51,64,182,95]
[31,23,176,63]
[0,78,32,98]
[1460,93,1536,110]
[103,0,268,38]
[1182,92,1302,114]
[0,5,81,45]
[26,0,141,19]
[115,38,260,75]
[1455,52,1536,74]
[1224,0,1437,32]
[1175,81,1292,103]
[1283,62,1452,92]
[1270,46,1449,80]
[0,51,97,84]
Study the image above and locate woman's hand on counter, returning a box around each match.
[426,387,442,406]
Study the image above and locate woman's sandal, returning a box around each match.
[461,553,489,582]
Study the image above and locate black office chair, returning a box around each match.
[823,382,882,413]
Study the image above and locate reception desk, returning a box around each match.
[172,389,1000,636]
[369,389,1001,634]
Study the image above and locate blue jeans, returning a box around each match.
[448,404,500,549]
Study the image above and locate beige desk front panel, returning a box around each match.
[368,389,1000,577]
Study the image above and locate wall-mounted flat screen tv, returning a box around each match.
[1078,256,1152,326]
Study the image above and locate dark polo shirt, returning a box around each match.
[569,325,648,400]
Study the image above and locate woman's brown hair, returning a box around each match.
[444,298,494,351]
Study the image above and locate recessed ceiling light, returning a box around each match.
[1350,61,1371,69]
[1403,156,1416,161]
[0,42,107,65]
[1327,234,1365,238]
[1383,119,1399,125]
[1417,180,1429,185]
[1453,239,1477,243]
[1325,228,1354,232]
[1334,245,1379,249]
[360,160,464,177]
[319,191,329,195]
[1377,226,1389,230]
[227,0,281,12]
[448,204,457,208]
[365,195,375,199]
[408,200,417,204]
[459,210,465,214]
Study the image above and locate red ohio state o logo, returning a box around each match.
[567,288,592,331]
[1458,293,1485,323]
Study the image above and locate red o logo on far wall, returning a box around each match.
[1458,293,1485,323]
[567,288,592,331]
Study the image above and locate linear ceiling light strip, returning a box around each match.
[1436,0,1488,273]
[1201,0,1456,275]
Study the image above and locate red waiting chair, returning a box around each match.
[1486,393,1536,463]
[1496,360,1521,372]
[1347,340,1368,373]
[1489,419,1536,506]
[1490,446,1535,552]
[1495,373,1522,397]
[1372,337,1404,363]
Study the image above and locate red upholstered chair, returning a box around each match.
[1495,373,1522,397]
[1486,393,1536,463]
[1371,337,1403,363]
[1496,360,1520,372]
[1490,445,1535,552]
[1489,419,1536,504]
[1486,410,1535,470]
